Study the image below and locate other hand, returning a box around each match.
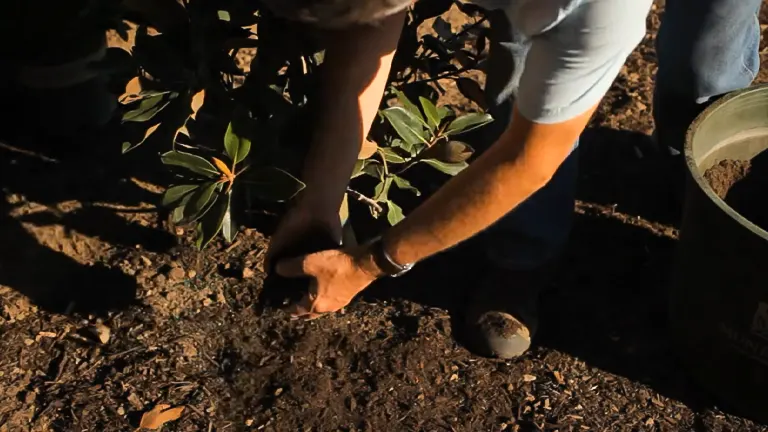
[265,201,342,272]
[275,245,381,320]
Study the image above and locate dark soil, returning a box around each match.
[704,157,768,231]
[3,1,768,431]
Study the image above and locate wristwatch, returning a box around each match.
[367,236,414,277]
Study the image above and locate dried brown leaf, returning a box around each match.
[358,140,378,160]
[120,77,143,104]
[138,404,185,430]
[190,90,205,120]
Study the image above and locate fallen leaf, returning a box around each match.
[522,374,536,382]
[553,370,565,385]
[139,404,185,430]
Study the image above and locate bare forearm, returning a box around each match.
[298,11,405,214]
[381,104,597,266]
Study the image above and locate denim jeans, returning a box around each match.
[476,0,761,270]
[654,0,762,154]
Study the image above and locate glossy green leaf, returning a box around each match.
[419,96,441,130]
[446,112,493,135]
[217,10,231,21]
[362,161,384,180]
[422,159,469,176]
[387,201,405,225]
[378,147,407,164]
[223,122,251,165]
[394,89,425,126]
[393,175,421,196]
[374,177,393,202]
[242,167,305,202]
[438,106,453,122]
[161,151,219,178]
[196,191,229,249]
[184,182,219,222]
[162,184,200,207]
[436,140,475,163]
[122,93,171,122]
[381,107,428,147]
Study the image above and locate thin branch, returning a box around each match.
[346,188,383,213]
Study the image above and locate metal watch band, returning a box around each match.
[369,236,414,277]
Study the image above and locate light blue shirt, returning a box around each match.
[469,0,653,123]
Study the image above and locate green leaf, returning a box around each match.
[390,138,414,155]
[436,140,475,163]
[217,10,231,21]
[446,112,493,135]
[378,147,407,164]
[122,93,171,122]
[242,167,305,202]
[161,151,219,178]
[392,175,421,196]
[221,206,237,243]
[394,89,425,126]
[387,201,405,225]
[162,184,200,207]
[223,122,251,165]
[381,107,428,147]
[438,106,453,122]
[196,192,230,249]
[362,161,384,180]
[374,177,393,202]
[181,182,219,223]
[422,159,469,176]
[419,96,441,130]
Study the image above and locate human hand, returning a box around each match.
[274,245,382,320]
[264,201,343,273]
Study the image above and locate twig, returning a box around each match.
[346,188,383,213]
[0,141,59,163]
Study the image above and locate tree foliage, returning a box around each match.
[101,0,492,247]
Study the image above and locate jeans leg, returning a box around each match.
[653,0,762,154]
[474,10,579,271]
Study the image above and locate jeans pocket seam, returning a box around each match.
[740,13,760,81]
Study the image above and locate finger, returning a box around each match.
[286,293,315,318]
[275,255,310,278]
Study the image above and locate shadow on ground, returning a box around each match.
[0,121,176,315]
[361,126,735,421]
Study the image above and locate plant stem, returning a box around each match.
[346,187,383,213]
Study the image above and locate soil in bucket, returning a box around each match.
[703,149,768,231]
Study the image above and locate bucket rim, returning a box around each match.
[684,82,768,241]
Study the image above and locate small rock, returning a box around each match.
[152,273,167,286]
[127,392,143,410]
[117,406,125,416]
[242,267,255,279]
[23,339,34,346]
[168,267,186,281]
[523,374,536,382]
[92,323,111,344]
